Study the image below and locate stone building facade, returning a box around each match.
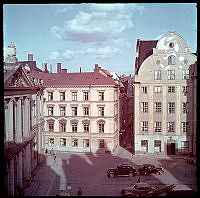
[133,32,197,155]
[30,64,120,154]
[4,43,44,195]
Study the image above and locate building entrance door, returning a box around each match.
[167,143,175,155]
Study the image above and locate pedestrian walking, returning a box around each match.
[45,148,48,154]
[77,187,83,196]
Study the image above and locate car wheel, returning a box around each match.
[129,172,134,177]
[110,173,114,178]
[121,190,125,196]
[126,194,132,197]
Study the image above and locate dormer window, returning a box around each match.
[168,55,176,65]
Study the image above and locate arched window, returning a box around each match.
[168,55,176,65]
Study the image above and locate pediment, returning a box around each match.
[4,67,34,88]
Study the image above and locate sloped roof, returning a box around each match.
[135,40,158,74]
[30,71,117,87]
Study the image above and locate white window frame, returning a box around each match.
[141,121,148,132]
[154,70,161,80]
[168,70,175,80]
[168,102,175,113]
[154,122,161,132]
[154,86,162,93]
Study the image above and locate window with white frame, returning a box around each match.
[141,140,148,152]
[72,139,78,147]
[60,107,66,116]
[182,69,189,80]
[99,123,104,133]
[154,140,161,152]
[154,70,161,80]
[141,121,148,132]
[141,102,148,112]
[99,139,105,148]
[83,139,89,148]
[154,86,162,93]
[83,92,89,101]
[168,102,175,113]
[182,102,189,113]
[98,92,104,101]
[98,107,104,116]
[60,138,66,146]
[72,107,77,116]
[83,123,89,133]
[181,141,189,152]
[154,102,162,112]
[182,86,188,94]
[48,123,54,131]
[72,122,77,132]
[60,92,65,101]
[154,122,161,132]
[168,86,175,93]
[48,92,53,101]
[72,92,77,101]
[181,122,189,133]
[48,138,54,146]
[168,55,176,65]
[60,120,66,132]
[141,86,147,93]
[48,107,54,116]
[167,122,175,132]
[83,107,89,116]
[168,70,175,80]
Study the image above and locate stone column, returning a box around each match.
[13,99,17,143]
[16,98,22,143]
[7,99,14,141]
[17,152,23,187]
[8,159,14,196]
[24,97,30,137]
[4,100,8,142]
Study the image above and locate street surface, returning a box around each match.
[24,146,196,196]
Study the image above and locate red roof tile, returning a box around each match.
[135,40,158,74]
[30,71,117,87]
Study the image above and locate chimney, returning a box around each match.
[94,64,100,72]
[44,63,48,71]
[80,67,82,73]
[50,64,52,73]
[57,63,61,73]
[28,54,33,61]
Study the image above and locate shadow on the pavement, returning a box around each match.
[61,144,174,196]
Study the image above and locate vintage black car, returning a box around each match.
[107,164,137,178]
[138,164,164,175]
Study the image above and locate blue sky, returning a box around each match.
[3,3,197,75]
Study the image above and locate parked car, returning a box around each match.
[121,182,158,197]
[121,182,175,197]
[107,163,137,178]
[138,164,164,175]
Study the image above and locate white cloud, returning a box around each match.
[62,50,74,60]
[49,50,60,60]
[55,4,74,16]
[81,46,122,59]
[50,9,134,43]
[112,38,132,48]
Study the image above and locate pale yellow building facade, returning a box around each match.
[133,32,197,155]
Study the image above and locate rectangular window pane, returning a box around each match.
[72,123,77,132]
[83,123,89,132]
[154,86,162,93]
[141,86,147,93]
[99,139,105,148]
[154,70,161,80]
[60,107,66,116]
[154,122,161,132]
[48,92,53,101]
[141,102,148,112]
[99,92,104,101]
[167,122,175,132]
[72,92,77,101]
[182,102,189,113]
[48,107,54,116]
[141,121,148,132]
[182,69,189,80]
[99,123,104,133]
[83,139,89,147]
[154,140,161,152]
[83,92,89,101]
[72,139,78,147]
[72,107,77,116]
[48,138,54,146]
[168,102,175,113]
[60,92,65,101]
[168,70,175,80]
[60,138,66,146]
[84,107,89,116]
[154,102,162,112]
[98,107,104,116]
[168,86,175,93]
